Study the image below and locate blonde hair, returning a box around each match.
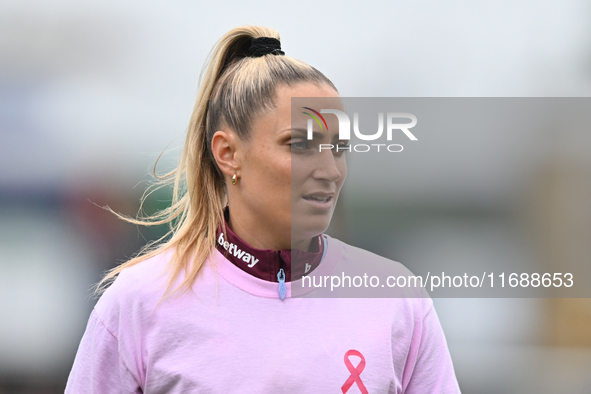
[96,26,336,296]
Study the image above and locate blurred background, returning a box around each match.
[1,0,590,392]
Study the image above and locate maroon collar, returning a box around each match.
[215,210,323,283]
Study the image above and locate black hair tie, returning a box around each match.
[248,37,285,57]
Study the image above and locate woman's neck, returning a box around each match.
[226,208,312,252]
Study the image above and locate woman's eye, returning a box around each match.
[334,142,350,155]
[290,140,310,151]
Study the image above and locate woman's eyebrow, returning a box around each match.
[291,128,324,140]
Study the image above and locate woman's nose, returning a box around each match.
[312,149,342,182]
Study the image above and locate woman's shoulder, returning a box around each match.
[322,235,429,300]
[112,250,172,291]
[324,235,415,276]
[93,251,175,320]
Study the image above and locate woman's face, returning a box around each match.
[233,83,346,250]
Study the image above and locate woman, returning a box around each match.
[66,26,461,393]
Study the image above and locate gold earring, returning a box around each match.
[232,174,237,185]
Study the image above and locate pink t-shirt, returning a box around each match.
[66,236,461,393]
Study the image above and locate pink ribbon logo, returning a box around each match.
[341,349,368,394]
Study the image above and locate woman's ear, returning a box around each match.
[211,130,241,178]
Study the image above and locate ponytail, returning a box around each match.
[95,26,336,297]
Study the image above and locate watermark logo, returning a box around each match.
[303,107,417,153]
[302,107,329,134]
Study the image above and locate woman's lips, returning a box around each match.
[302,193,334,210]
